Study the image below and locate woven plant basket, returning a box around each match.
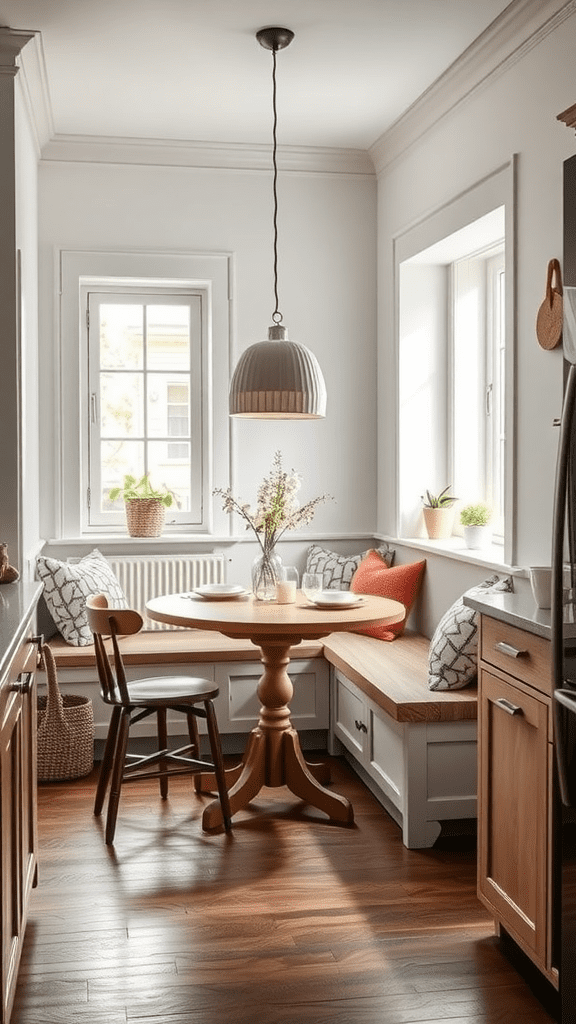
[125,498,166,537]
[37,645,94,782]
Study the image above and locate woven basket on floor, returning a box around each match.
[37,644,94,782]
[125,497,166,537]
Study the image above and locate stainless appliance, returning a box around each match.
[551,153,576,1024]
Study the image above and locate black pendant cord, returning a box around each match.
[271,46,282,327]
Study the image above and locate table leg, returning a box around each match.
[202,638,353,829]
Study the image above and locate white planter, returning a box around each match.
[463,525,491,550]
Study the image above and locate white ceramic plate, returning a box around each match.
[194,584,248,600]
[310,591,365,610]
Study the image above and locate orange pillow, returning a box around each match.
[350,550,426,640]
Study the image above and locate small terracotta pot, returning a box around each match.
[423,507,454,540]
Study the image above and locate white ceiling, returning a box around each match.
[0,0,515,151]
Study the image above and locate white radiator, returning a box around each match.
[107,553,226,630]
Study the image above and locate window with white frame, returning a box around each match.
[85,288,204,528]
[395,164,515,564]
[54,250,231,543]
[451,246,505,538]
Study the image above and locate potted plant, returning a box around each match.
[460,502,492,549]
[109,474,175,537]
[421,487,457,539]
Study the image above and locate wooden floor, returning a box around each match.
[13,755,557,1024]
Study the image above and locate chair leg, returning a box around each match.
[105,709,131,846]
[204,699,232,831]
[157,708,169,799]
[186,710,203,794]
[94,706,122,817]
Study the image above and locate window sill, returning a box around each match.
[377,534,524,576]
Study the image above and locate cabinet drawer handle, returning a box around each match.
[494,641,528,659]
[10,672,33,696]
[494,697,523,716]
[355,720,368,733]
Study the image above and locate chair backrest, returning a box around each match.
[86,594,144,705]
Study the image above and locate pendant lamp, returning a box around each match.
[229,27,327,419]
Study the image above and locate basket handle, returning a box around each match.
[546,258,563,305]
[38,643,68,733]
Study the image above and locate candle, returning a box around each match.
[276,580,296,604]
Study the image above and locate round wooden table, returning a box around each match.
[146,590,405,828]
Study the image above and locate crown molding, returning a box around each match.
[0,26,35,66]
[16,30,54,155]
[370,0,576,176]
[40,133,375,176]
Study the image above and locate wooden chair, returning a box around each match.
[86,594,232,844]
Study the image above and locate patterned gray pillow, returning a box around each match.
[305,543,395,590]
[428,574,514,691]
[36,549,128,646]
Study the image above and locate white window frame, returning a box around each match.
[394,159,516,565]
[55,250,232,541]
[449,244,505,541]
[84,286,205,529]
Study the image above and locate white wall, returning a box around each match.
[376,8,576,626]
[15,85,40,579]
[38,157,377,581]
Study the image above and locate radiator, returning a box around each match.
[107,553,226,630]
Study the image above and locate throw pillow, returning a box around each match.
[305,543,395,591]
[350,550,426,640]
[428,574,514,691]
[36,549,127,646]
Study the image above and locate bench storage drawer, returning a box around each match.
[326,631,478,849]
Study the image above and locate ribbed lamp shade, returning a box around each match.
[229,326,327,418]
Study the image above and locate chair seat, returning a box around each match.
[123,676,220,705]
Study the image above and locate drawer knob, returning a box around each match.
[494,641,528,659]
[355,719,368,733]
[495,697,523,716]
[9,672,33,696]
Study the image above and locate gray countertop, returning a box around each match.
[464,588,552,640]
[0,581,43,680]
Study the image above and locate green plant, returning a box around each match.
[460,502,491,527]
[109,473,174,508]
[421,486,457,509]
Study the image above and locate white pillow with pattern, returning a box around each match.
[36,549,127,646]
[305,543,395,590]
[428,574,514,691]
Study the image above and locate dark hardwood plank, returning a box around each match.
[12,758,555,1024]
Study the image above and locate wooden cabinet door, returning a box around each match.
[478,668,549,966]
[1,650,37,1024]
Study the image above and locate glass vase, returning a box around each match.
[252,550,283,601]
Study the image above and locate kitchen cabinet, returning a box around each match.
[0,584,42,1024]
[477,613,556,985]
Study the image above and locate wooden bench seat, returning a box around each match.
[47,630,324,667]
[322,631,477,722]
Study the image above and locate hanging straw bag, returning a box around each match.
[37,644,94,782]
[536,258,563,350]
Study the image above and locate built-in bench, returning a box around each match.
[45,625,477,849]
[323,631,477,849]
[45,630,329,755]
[39,553,477,848]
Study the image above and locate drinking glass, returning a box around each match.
[302,572,323,602]
[276,566,299,604]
